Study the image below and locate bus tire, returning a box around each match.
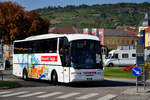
[23,69,28,81]
[51,71,58,84]
[108,63,114,67]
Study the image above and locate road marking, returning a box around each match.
[0,91,28,97]
[57,92,80,99]
[18,92,45,97]
[37,92,63,98]
[97,94,117,100]
[0,91,12,95]
[76,93,99,99]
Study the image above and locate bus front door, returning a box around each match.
[63,67,70,83]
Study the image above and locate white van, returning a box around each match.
[104,49,150,67]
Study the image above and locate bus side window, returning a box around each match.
[33,41,40,53]
[14,42,21,54]
[48,39,57,53]
[39,38,57,53]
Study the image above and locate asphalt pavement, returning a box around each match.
[0,70,150,100]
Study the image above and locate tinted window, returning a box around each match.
[122,54,128,58]
[112,53,118,59]
[59,37,70,67]
[132,54,136,57]
[14,42,22,54]
[14,38,57,54]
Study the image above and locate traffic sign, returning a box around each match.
[132,67,141,77]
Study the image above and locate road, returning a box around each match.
[0,70,150,100]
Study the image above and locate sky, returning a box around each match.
[0,0,150,11]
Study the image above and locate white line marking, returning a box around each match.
[0,91,12,95]
[76,93,99,99]
[0,91,28,97]
[57,92,80,99]
[18,92,45,97]
[97,94,117,100]
[37,92,63,98]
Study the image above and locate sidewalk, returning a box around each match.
[113,87,150,100]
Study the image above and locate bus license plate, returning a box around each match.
[87,78,92,80]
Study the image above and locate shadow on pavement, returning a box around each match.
[2,70,136,88]
[68,79,136,88]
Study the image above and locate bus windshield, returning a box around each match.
[70,40,103,69]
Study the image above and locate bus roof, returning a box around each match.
[14,33,100,42]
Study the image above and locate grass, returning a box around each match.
[0,81,20,89]
[104,67,136,79]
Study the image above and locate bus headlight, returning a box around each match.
[97,72,103,74]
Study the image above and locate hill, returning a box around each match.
[35,2,150,29]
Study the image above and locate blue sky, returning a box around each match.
[0,0,150,10]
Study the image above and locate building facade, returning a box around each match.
[145,27,150,48]
[49,27,139,50]
[138,13,150,48]
[103,29,138,50]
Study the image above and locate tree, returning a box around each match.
[0,2,49,43]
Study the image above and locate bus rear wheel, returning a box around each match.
[51,71,58,84]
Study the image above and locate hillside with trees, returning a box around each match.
[36,2,150,29]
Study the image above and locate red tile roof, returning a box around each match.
[48,27,77,34]
[124,30,137,34]
[145,26,150,32]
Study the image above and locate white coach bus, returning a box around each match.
[13,34,104,83]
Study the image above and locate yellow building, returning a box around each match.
[104,29,138,50]
[138,13,150,48]
[145,27,150,48]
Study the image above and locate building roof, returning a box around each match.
[48,27,78,34]
[104,29,138,37]
[48,27,138,37]
[145,26,150,32]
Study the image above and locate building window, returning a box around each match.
[131,40,134,45]
[112,40,115,45]
[122,40,125,45]
[117,40,120,45]
[148,42,150,46]
[106,40,110,45]
[127,40,130,45]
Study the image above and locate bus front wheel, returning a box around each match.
[108,63,114,67]
[51,71,58,84]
